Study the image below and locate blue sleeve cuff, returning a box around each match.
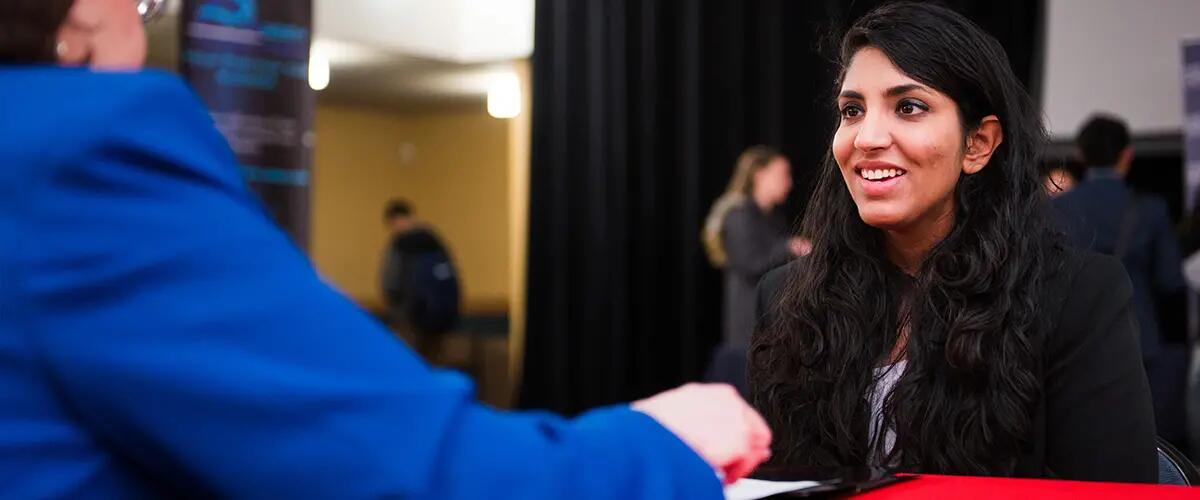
[571,406,724,500]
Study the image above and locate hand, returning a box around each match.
[633,383,772,484]
[788,237,812,257]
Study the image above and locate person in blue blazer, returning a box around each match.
[0,1,771,498]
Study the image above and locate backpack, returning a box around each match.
[402,249,460,334]
[383,229,461,334]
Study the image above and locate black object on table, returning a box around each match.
[749,466,913,498]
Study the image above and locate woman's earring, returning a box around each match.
[56,41,68,58]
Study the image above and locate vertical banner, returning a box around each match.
[1186,39,1200,340]
[180,0,314,250]
[1182,39,1200,455]
[1187,39,1200,214]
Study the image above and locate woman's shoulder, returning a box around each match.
[2,69,222,173]
[759,258,804,304]
[1042,245,1131,304]
[722,196,755,218]
[761,259,797,290]
[759,246,1133,332]
[1040,245,1134,346]
[1,68,198,127]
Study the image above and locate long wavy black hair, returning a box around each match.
[748,2,1053,475]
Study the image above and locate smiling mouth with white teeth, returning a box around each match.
[857,168,908,181]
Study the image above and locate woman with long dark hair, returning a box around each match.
[748,2,1156,482]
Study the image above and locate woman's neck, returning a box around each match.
[753,189,775,212]
[884,204,955,275]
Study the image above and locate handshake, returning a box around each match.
[633,383,772,484]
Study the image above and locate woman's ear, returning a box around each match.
[962,115,1003,175]
[56,0,147,69]
[55,0,100,65]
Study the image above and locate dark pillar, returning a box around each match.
[180,0,315,249]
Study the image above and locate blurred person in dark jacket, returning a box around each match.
[704,146,810,347]
[1053,113,1188,448]
[702,146,809,394]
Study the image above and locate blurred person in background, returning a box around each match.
[379,199,459,356]
[1054,114,1188,450]
[0,1,772,498]
[749,3,1156,482]
[1177,190,1200,457]
[1179,191,1200,290]
[702,146,809,394]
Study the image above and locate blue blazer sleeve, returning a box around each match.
[9,72,720,500]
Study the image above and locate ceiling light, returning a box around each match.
[487,72,521,119]
[309,43,330,91]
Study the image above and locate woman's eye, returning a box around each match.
[898,99,929,116]
[841,105,863,119]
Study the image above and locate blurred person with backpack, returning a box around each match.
[381,200,460,354]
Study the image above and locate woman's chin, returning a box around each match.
[856,206,909,230]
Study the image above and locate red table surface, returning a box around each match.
[852,474,1200,499]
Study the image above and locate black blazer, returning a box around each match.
[721,200,793,346]
[751,246,1157,483]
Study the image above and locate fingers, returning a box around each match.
[729,404,772,482]
[631,382,773,483]
[743,404,772,451]
[722,447,771,484]
[722,458,752,485]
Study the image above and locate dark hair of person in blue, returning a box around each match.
[0,0,74,62]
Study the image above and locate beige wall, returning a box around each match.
[507,59,532,390]
[311,104,511,313]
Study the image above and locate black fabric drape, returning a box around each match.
[521,0,1044,414]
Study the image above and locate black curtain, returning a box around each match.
[521,0,1044,414]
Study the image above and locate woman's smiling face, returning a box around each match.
[832,46,974,233]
